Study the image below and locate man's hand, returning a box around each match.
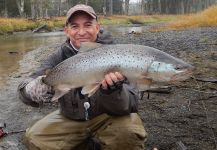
[25,76,53,103]
[101,72,125,90]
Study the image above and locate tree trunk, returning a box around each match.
[125,0,129,15]
[180,0,185,14]
[141,0,144,14]
[43,0,50,18]
[4,0,8,17]
[149,0,153,14]
[85,0,89,5]
[45,8,48,18]
[109,0,113,15]
[158,0,161,13]
[39,0,43,18]
[16,0,25,17]
[30,0,36,19]
[66,0,73,10]
[58,0,62,16]
[103,0,107,16]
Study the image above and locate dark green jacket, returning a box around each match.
[18,30,139,120]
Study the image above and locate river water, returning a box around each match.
[0,25,146,86]
[0,31,66,86]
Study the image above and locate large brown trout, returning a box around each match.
[43,42,194,101]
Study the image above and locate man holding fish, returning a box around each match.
[18,4,148,150]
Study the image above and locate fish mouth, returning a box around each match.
[171,64,195,82]
[171,69,194,82]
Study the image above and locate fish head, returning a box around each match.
[170,61,194,82]
[147,51,194,83]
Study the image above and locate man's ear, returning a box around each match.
[64,27,70,38]
[96,23,100,33]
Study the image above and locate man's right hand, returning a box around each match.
[25,76,53,103]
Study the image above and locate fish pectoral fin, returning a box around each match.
[79,42,102,53]
[51,85,72,102]
[81,83,101,97]
[136,78,153,91]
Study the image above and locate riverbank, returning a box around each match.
[0,27,217,150]
[0,15,181,35]
[1,5,217,35]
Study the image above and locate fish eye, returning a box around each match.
[175,66,182,70]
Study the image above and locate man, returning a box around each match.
[18,4,147,150]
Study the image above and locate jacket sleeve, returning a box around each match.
[29,49,63,78]
[93,82,139,116]
[17,49,64,107]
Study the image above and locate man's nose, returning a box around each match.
[78,27,86,35]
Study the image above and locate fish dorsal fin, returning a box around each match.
[81,83,101,97]
[79,42,102,53]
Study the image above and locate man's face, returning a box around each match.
[64,12,100,49]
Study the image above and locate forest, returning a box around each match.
[0,0,217,19]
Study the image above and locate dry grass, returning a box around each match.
[0,15,175,34]
[152,5,217,31]
[0,18,35,34]
[0,17,65,34]
[98,15,176,25]
[2,5,216,35]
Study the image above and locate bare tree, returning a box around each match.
[30,0,36,19]
[109,0,113,15]
[125,0,129,15]
[43,0,50,18]
[15,0,25,17]
[39,0,43,17]
[141,0,145,14]
[103,0,107,16]
[30,0,49,19]
[4,0,8,17]
[158,0,161,13]
[3,0,217,18]
[57,0,62,16]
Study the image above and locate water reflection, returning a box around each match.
[0,31,66,86]
[0,25,145,86]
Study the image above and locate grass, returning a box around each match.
[152,5,217,31]
[0,18,35,34]
[0,17,66,34]
[98,15,177,25]
[0,5,217,34]
[0,15,175,34]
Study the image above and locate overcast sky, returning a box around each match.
[130,0,140,4]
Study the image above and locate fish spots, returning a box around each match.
[44,43,192,92]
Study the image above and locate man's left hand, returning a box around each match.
[101,72,125,90]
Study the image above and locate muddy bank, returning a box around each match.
[0,27,217,150]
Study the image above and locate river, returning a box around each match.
[0,25,146,86]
